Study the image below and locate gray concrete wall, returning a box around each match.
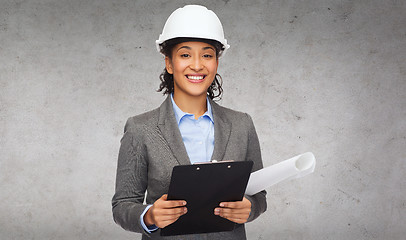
[1,0,405,239]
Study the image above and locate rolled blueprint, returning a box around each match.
[245,152,316,195]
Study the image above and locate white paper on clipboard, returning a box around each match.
[245,152,316,195]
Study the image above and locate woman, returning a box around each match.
[112,5,267,240]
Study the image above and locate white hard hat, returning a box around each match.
[156,5,230,57]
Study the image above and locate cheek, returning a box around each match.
[208,62,218,73]
[171,60,188,73]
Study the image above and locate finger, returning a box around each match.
[217,211,249,223]
[214,209,249,223]
[155,210,186,221]
[162,200,187,208]
[215,209,249,218]
[215,207,250,215]
[219,201,248,209]
[160,194,168,201]
[157,195,187,208]
[154,206,187,216]
[155,201,186,210]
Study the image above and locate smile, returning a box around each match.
[186,75,205,80]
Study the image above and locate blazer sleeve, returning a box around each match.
[243,113,267,222]
[111,118,151,234]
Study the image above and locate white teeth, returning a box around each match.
[187,75,204,80]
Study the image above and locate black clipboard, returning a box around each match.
[160,160,253,236]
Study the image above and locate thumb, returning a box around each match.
[161,194,168,201]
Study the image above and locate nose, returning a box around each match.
[190,56,203,71]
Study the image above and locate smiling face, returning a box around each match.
[165,41,219,100]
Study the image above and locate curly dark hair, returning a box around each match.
[157,37,224,100]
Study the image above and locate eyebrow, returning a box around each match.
[177,46,215,52]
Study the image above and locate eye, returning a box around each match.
[180,53,190,58]
[203,54,214,58]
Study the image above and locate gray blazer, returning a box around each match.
[112,96,267,240]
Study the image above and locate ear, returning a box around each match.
[165,57,173,74]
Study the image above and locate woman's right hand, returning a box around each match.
[144,194,187,229]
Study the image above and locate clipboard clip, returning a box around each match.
[193,160,235,164]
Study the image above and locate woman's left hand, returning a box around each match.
[214,197,251,224]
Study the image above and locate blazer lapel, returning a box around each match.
[210,99,232,161]
[157,96,191,165]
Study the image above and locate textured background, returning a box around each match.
[1,0,405,239]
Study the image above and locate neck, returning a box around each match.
[173,93,207,120]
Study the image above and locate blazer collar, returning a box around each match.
[209,98,231,161]
[157,96,232,165]
[158,96,190,165]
